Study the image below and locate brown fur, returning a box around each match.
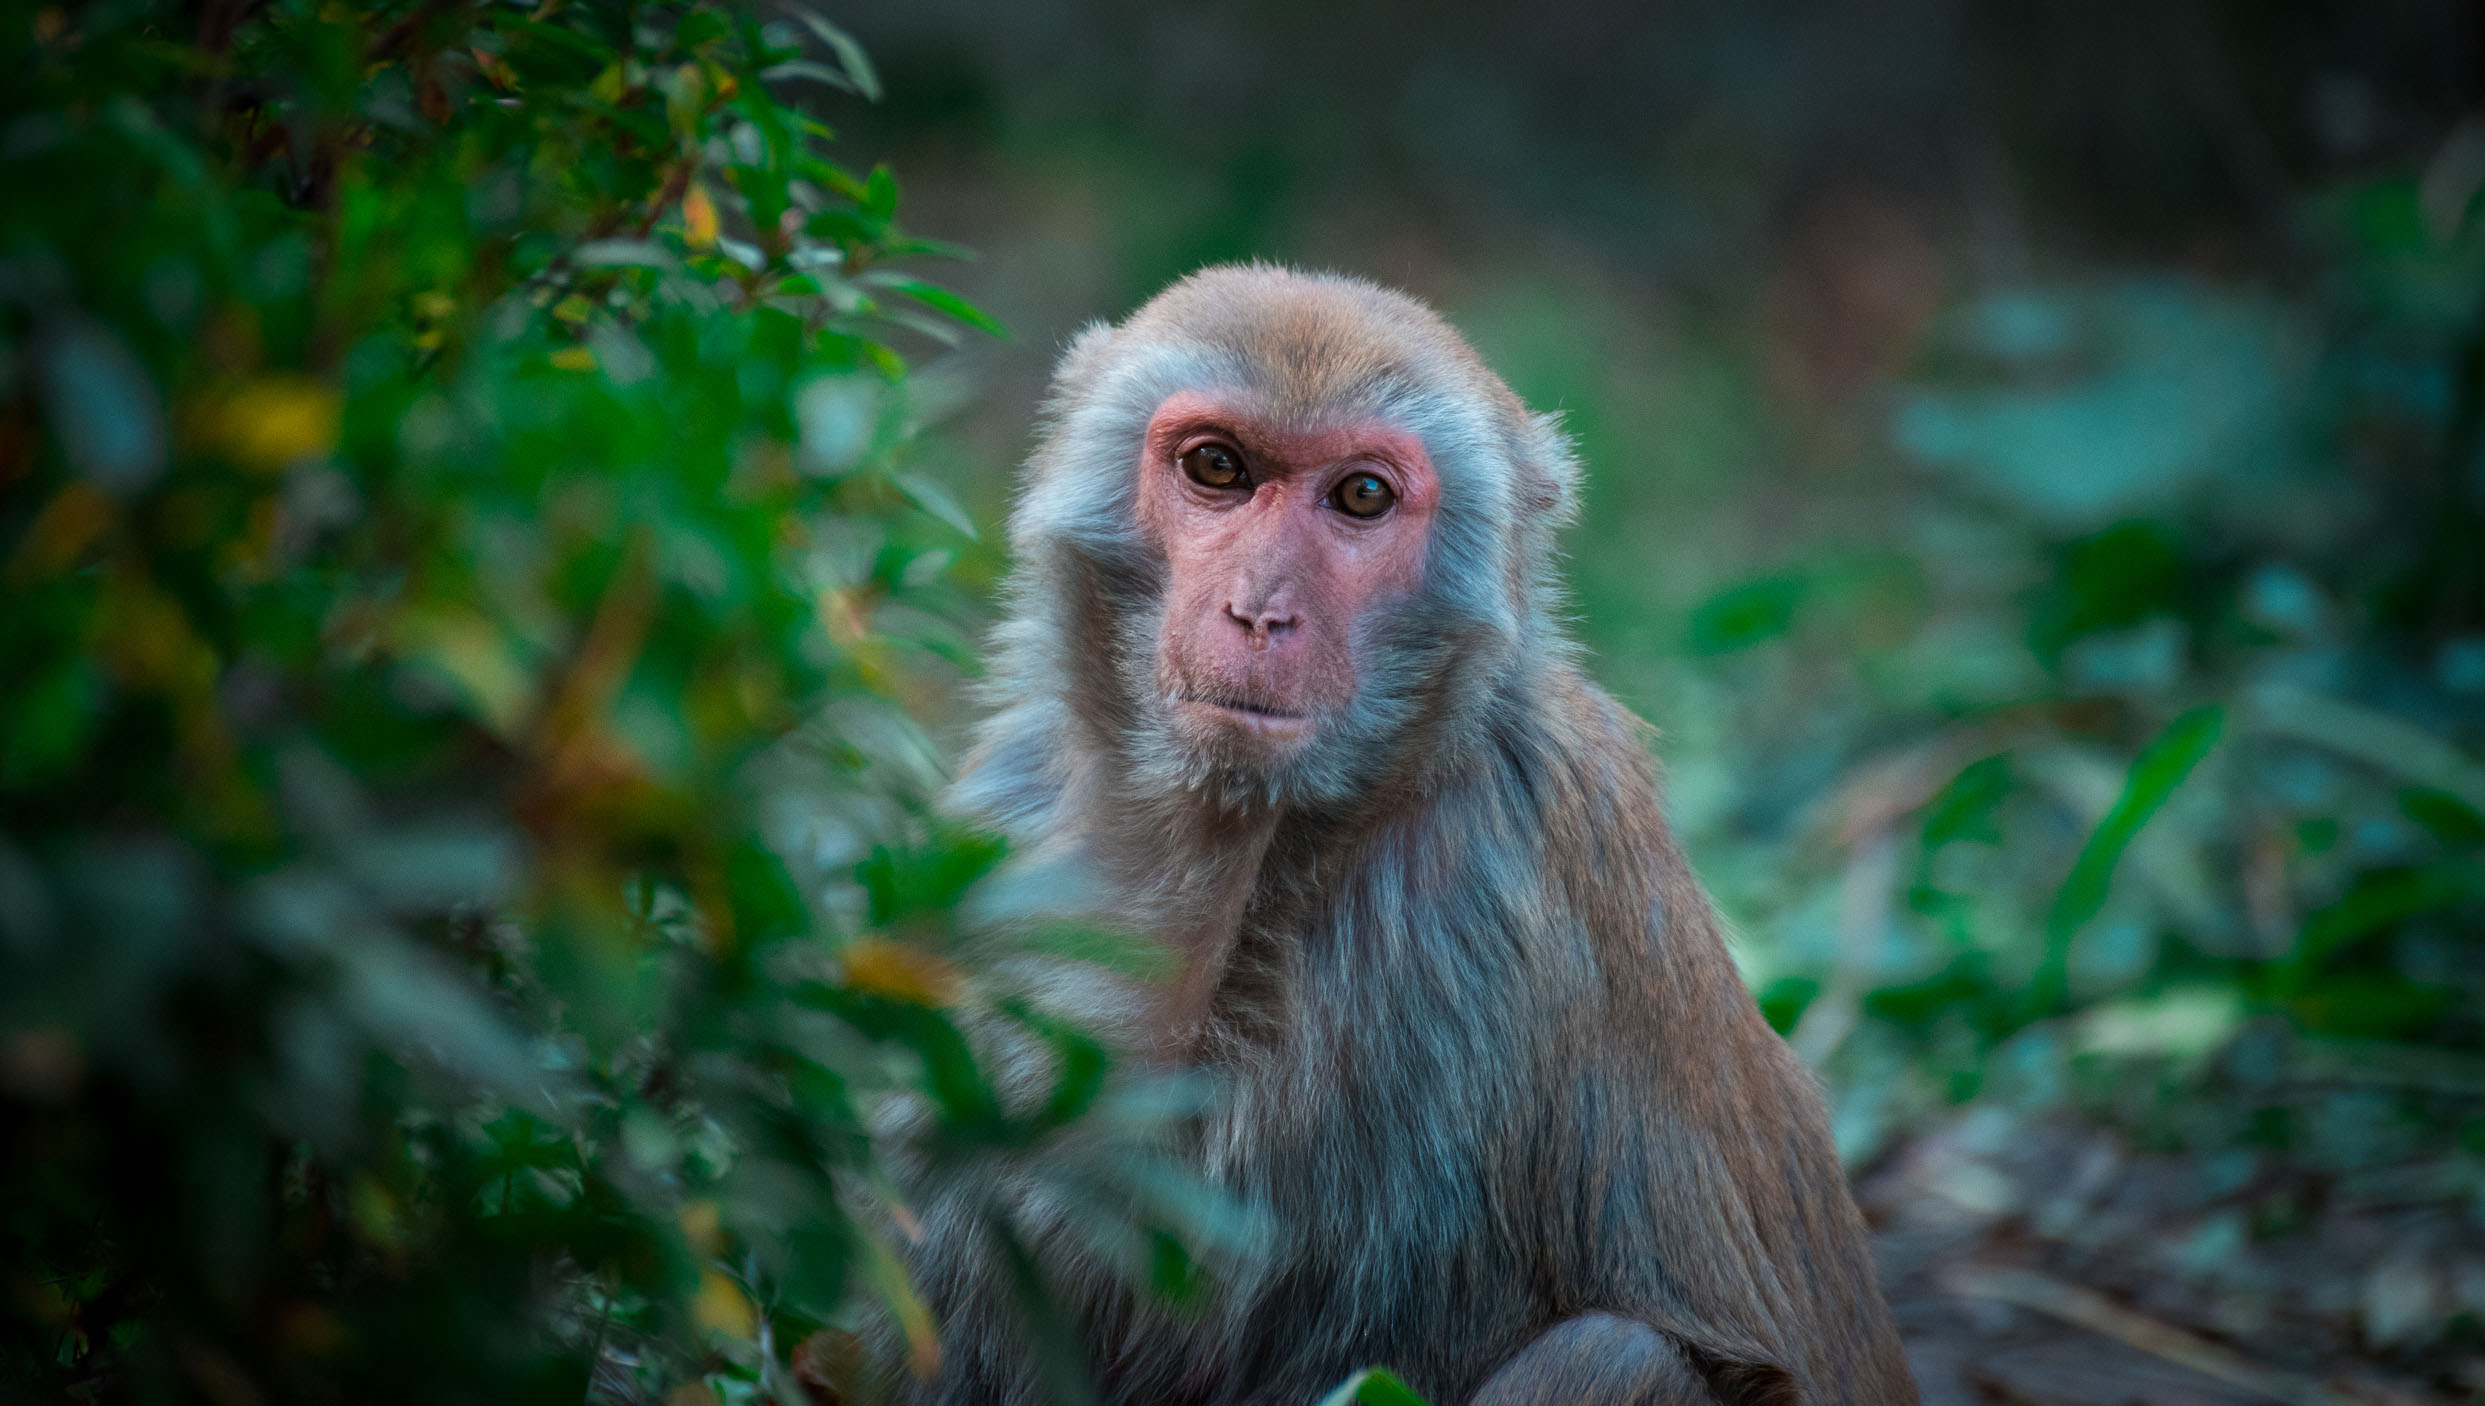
[903,266,1917,1405]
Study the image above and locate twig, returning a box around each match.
[580,1277,614,1406]
[1941,1263,2360,1406]
[2289,1039,2485,1099]
[2247,683,2485,819]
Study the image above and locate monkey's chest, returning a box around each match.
[1121,1054,1537,1403]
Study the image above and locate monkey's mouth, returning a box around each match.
[1174,693,1317,742]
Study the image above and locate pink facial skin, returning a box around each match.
[1135,390,1439,755]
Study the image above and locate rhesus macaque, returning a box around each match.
[901,266,1916,1405]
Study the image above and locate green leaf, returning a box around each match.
[760,59,864,95]
[504,18,619,64]
[880,233,980,261]
[673,9,730,51]
[1757,974,1821,1035]
[1316,1368,1434,1406]
[104,95,209,188]
[861,163,899,219]
[854,828,1007,926]
[2033,705,2224,1009]
[789,9,883,101]
[1687,575,1803,654]
[807,207,889,246]
[864,273,1009,337]
[2402,786,2485,846]
[1920,753,2013,849]
[2249,683,2485,820]
[2296,863,2485,967]
[895,469,981,540]
[1005,921,1177,980]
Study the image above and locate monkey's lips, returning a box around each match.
[1173,693,1319,746]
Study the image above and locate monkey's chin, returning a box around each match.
[1172,697,1318,752]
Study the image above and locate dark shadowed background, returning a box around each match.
[834,4,2485,1400]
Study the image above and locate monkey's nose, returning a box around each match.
[1223,601,1301,645]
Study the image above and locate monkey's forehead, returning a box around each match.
[1112,264,1523,423]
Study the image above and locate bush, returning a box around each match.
[0,3,1082,1400]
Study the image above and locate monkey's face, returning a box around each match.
[1002,267,1571,808]
[1134,389,1439,767]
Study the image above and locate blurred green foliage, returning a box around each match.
[1679,185,2485,1165]
[1447,234,2485,1168]
[0,2,1156,1400]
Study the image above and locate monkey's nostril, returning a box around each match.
[1222,602,1300,637]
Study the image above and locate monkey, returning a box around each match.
[891,264,1917,1405]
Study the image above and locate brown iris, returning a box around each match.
[1331,471,1396,518]
[1180,442,1248,489]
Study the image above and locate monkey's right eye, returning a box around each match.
[1179,442,1249,490]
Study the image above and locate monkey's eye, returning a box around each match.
[1331,471,1397,519]
[1179,442,1249,490]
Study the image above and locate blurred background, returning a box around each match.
[835,2,2485,1399]
[6,1,2485,1402]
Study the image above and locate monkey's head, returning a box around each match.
[998,265,1580,810]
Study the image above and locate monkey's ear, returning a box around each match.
[1520,410,1584,527]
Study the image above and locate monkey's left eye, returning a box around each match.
[1180,442,1250,489]
[1330,472,1397,518]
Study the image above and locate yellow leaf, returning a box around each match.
[819,585,873,645]
[394,606,536,736]
[210,376,341,472]
[682,180,719,250]
[548,345,598,372]
[96,567,216,694]
[664,62,706,133]
[888,1198,923,1244]
[588,60,626,105]
[551,293,595,325]
[349,1175,404,1250]
[692,1268,757,1340]
[677,1198,724,1255]
[842,937,961,1007]
[862,1230,941,1379]
[410,291,456,350]
[470,45,515,91]
[219,493,283,582]
[8,481,115,578]
[277,1302,346,1357]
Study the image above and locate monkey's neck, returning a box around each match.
[1102,752,1503,1066]
[1083,790,1283,1058]
[955,651,1530,1053]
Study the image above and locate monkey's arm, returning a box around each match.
[1468,1315,1725,1405]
